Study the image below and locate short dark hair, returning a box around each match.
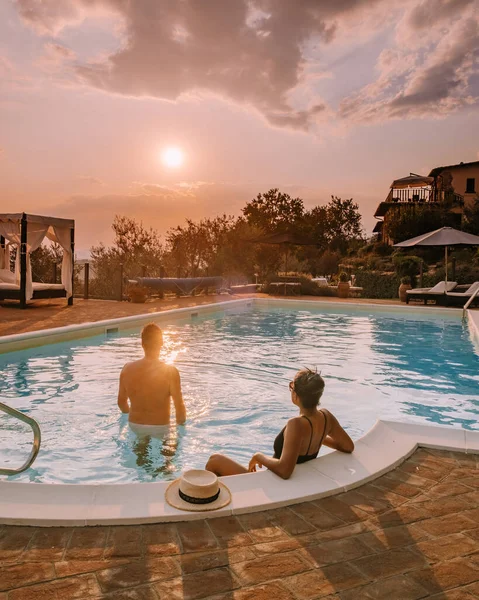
[293,368,325,409]
[141,323,163,350]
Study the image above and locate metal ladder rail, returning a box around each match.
[463,287,479,320]
[0,402,41,475]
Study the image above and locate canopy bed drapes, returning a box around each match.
[0,213,75,308]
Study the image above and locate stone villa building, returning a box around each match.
[374,160,479,244]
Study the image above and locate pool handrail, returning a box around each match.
[463,285,479,319]
[0,402,41,475]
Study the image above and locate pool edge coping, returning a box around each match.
[1,420,478,527]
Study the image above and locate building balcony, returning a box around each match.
[374,191,464,218]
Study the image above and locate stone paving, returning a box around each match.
[1,448,478,599]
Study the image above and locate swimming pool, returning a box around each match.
[1,300,478,484]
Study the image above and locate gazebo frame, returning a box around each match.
[0,213,75,308]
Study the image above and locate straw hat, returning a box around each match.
[165,469,232,512]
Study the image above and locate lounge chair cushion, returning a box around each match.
[464,281,479,295]
[407,281,457,295]
[446,281,479,297]
[429,281,457,293]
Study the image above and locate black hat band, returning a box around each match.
[178,488,220,505]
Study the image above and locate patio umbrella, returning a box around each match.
[247,231,318,274]
[390,174,434,188]
[393,227,479,285]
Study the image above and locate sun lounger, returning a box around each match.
[406,281,457,305]
[443,281,479,307]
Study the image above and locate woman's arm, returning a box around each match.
[321,409,354,453]
[249,419,303,480]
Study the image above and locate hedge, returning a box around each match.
[355,271,401,299]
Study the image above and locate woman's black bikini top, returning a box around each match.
[273,410,328,464]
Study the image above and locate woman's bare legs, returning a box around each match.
[206,453,248,476]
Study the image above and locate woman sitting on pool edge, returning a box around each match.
[206,368,354,480]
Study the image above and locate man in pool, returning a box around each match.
[118,323,186,431]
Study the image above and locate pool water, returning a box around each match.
[1,303,478,484]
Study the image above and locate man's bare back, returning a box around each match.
[118,323,186,426]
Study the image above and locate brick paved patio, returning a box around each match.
[1,448,478,599]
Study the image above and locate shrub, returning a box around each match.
[339,271,349,282]
[392,254,422,285]
[296,277,321,296]
[355,271,401,299]
[365,256,382,271]
[358,243,375,256]
[374,243,395,257]
[430,264,479,286]
[316,285,336,297]
[401,276,411,284]
[315,250,341,276]
[126,284,150,303]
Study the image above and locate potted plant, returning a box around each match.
[337,271,350,299]
[399,276,412,302]
[127,284,149,304]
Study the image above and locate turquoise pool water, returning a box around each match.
[1,302,478,484]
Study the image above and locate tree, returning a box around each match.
[302,205,328,250]
[315,250,341,276]
[385,205,459,244]
[463,195,479,235]
[164,215,236,277]
[89,243,123,298]
[30,243,63,282]
[299,196,363,272]
[325,197,364,252]
[210,218,257,279]
[110,215,163,271]
[90,216,164,298]
[242,188,305,233]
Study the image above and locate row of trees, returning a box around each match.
[87,189,365,295]
[27,189,479,299]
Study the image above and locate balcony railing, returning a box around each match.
[384,188,464,206]
[385,188,433,203]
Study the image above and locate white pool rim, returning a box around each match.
[1,298,478,527]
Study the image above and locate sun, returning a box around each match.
[161,147,184,168]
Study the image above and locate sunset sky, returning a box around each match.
[1,0,478,253]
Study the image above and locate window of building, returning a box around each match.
[466,178,475,193]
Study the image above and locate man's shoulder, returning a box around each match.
[121,360,139,374]
[166,363,180,377]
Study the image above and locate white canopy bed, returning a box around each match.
[0,213,74,308]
